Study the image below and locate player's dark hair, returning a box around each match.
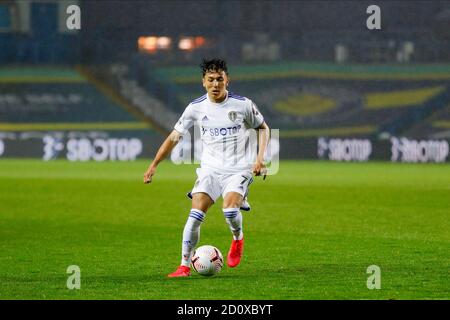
[200,58,228,77]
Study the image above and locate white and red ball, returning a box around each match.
[191,245,224,276]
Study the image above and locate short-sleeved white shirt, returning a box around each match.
[174,91,264,174]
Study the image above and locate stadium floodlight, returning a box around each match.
[138,36,157,53]
[178,37,194,50]
[156,37,172,49]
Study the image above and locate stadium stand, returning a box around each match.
[130,61,450,139]
[405,103,450,139]
[84,64,178,133]
[0,66,155,134]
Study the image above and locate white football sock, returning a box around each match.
[223,208,243,240]
[181,209,205,267]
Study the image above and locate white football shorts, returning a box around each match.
[191,167,254,202]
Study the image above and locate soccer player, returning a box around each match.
[143,58,270,277]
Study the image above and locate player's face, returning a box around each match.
[203,70,229,103]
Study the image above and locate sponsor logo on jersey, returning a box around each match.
[201,125,242,137]
[202,115,209,121]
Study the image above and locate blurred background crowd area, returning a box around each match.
[2,0,450,64]
[0,0,450,161]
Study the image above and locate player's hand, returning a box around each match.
[252,160,266,177]
[143,166,156,184]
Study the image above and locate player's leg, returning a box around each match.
[223,192,244,240]
[168,169,219,277]
[221,171,252,268]
[223,191,245,268]
[181,192,214,265]
[168,193,214,278]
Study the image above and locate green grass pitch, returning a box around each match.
[0,159,449,299]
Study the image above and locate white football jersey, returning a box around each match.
[174,91,264,173]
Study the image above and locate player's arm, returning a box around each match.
[252,121,270,176]
[143,129,182,184]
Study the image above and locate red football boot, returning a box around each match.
[227,237,244,268]
[167,265,191,278]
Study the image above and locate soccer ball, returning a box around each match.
[191,245,224,276]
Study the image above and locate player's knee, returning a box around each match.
[191,193,213,212]
[223,202,240,209]
[223,197,242,208]
[191,197,210,212]
[223,194,243,209]
[192,203,211,213]
[223,200,240,208]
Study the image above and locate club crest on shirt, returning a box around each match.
[228,111,238,122]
